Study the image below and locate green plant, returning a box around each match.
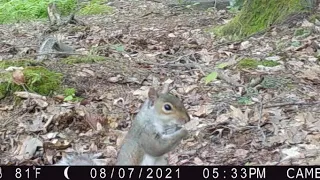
[79,0,113,15]
[237,58,280,69]
[24,66,63,95]
[63,88,78,101]
[0,0,77,24]
[227,0,244,12]
[204,62,231,84]
[213,0,307,40]
[0,0,112,24]
[110,44,125,52]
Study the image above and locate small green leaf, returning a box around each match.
[64,88,76,96]
[64,95,74,101]
[217,62,229,69]
[291,41,300,47]
[111,44,125,52]
[237,96,253,105]
[205,71,218,84]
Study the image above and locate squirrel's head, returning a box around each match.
[147,87,190,126]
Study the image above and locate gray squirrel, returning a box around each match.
[37,37,74,61]
[55,153,96,165]
[55,87,190,165]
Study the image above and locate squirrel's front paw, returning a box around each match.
[180,128,188,137]
[164,125,181,134]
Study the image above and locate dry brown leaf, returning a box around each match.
[33,98,48,108]
[298,66,320,81]
[184,84,198,93]
[12,69,25,85]
[281,147,302,162]
[18,136,43,159]
[215,113,230,124]
[82,68,95,76]
[133,86,149,98]
[14,91,46,100]
[193,157,204,165]
[0,105,13,111]
[240,41,251,50]
[193,104,214,117]
[185,117,200,131]
[230,106,249,126]
[296,112,320,132]
[19,114,47,132]
[234,149,249,159]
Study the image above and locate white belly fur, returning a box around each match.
[141,154,168,165]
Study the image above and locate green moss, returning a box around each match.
[275,40,288,50]
[309,14,320,23]
[0,0,112,24]
[261,76,292,89]
[294,28,311,40]
[213,0,308,40]
[0,0,77,24]
[237,58,280,69]
[64,88,76,96]
[0,59,66,99]
[0,59,40,69]
[238,58,259,68]
[23,66,63,95]
[62,55,108,64]
[79,0,113,15]
[261,60,281,67]
[63,87,82,102]
[0,82,9,99]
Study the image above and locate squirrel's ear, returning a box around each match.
[148,87,158,106]
[161,83,170,94]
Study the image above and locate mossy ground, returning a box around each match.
[62,55,108,64]
[23,66,63,95]
[213,0,309,40]
[0,59,63,99]
[0,0,113,24]
[78,0,114,15]
[237,58,281,69]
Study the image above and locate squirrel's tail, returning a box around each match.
[55,153,97,165]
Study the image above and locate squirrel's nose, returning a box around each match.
[181,113,190,123]
[185,113,191,122]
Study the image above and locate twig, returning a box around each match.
[140,12,161,18]
[258,97,266,145]
[137,60,196,68]
[2,110,27,127]
[43,114,55,132]
[264,101,320,108]
[161,53,194,66]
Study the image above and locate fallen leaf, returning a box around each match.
[12,69,25,85]
[281,147,301,161]
[193,104,214,117]
[205,71,218,84]
[230,106,249,126]
[19,137,43,159]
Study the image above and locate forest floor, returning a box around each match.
[1,0,320,165]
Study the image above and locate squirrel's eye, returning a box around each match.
[164,104,172,111]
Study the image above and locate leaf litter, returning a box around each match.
[1,0,320,165]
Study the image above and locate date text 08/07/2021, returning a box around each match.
[1,166,320,179]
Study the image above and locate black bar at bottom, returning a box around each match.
[0,166,319,180]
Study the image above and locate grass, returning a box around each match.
[0,0,113,24]
[212,0,308,40]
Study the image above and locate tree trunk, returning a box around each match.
[214,0,317,40]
